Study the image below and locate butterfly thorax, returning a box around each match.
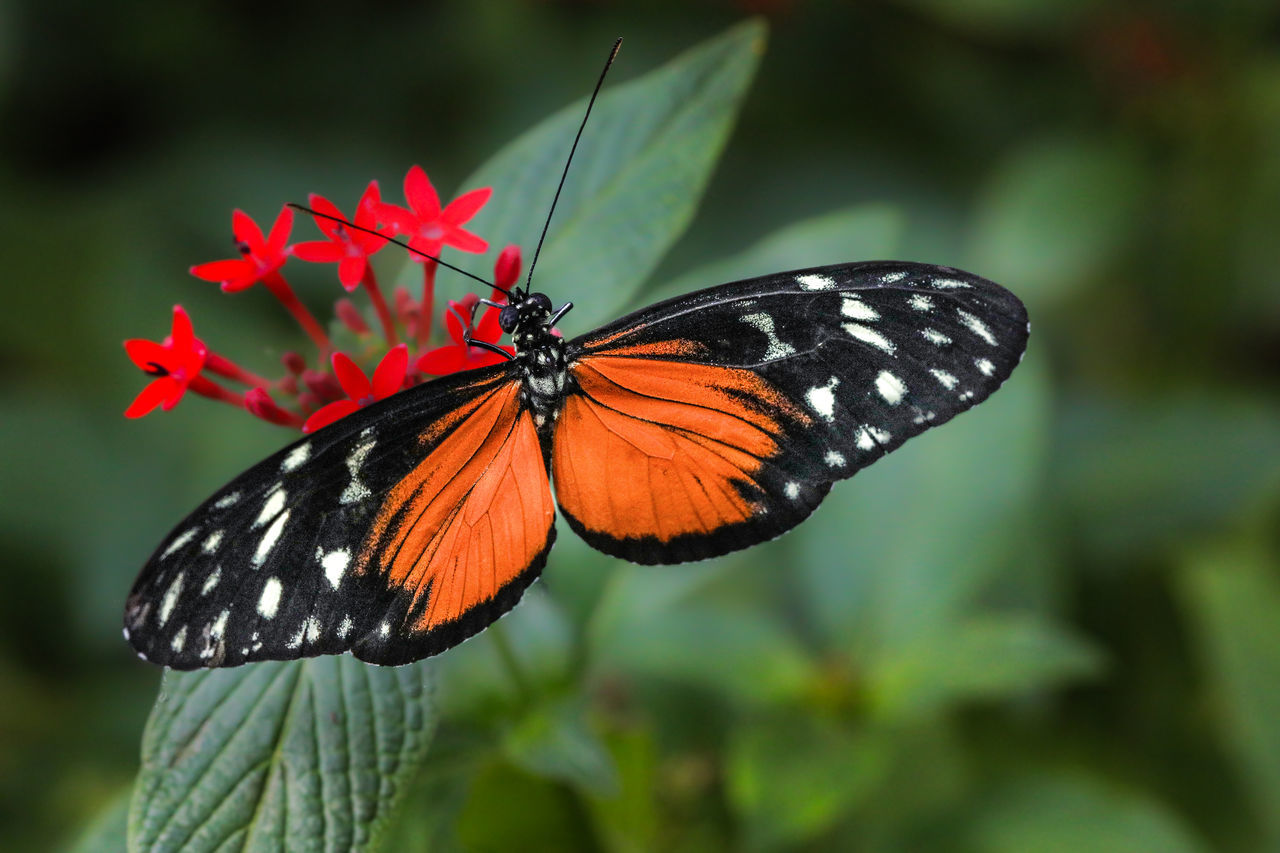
[510,303,568,428]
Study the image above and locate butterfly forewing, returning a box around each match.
[553,261,1028,563]
[124,364,556,669]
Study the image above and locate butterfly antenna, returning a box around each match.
[523,37,622,292]
[287,203,510,298]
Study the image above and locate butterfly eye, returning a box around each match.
[529,293,552,313]
[498,304,520,333]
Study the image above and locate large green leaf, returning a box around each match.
[865,613,1104,719]
[128,658,434,853]
[436,19,766,335]
[644,203,905,306]
[1180,543,1280,846]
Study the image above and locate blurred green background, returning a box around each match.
[3,1,1280,851]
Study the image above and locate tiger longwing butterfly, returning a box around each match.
[123,40,1028,669]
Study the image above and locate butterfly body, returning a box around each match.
[125,261,1028,669]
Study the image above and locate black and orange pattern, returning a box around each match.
[124,261,1027,669]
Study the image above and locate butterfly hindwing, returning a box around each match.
[123,364,556,669]
[552,261,1029,563]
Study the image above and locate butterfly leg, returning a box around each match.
[464,336,517,361]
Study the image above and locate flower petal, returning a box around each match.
[291,241,347,263]
[124,338,170,372]
[373,202,419,236]
[494,244,522,290]
[443,228,488,254]
[170,305,195,352]
[372,344,409,399]
[306,194,345,238]
[231,209,265,252]
[303,399,360,433]
[475,305,504,343]
[190,259,252,283]
[403,165,441,218]
[442,187,491,226]
[417,346,464,376]
[125,379,176,418]
[337,256,366,290]
[330,351,372,401]
[265,205,294,257]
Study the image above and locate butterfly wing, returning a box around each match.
[551,261,1028,563]
[124,365,556,668]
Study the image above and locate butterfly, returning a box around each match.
[122,40,1029,669]
[123,259,1028,668]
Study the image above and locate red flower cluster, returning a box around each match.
[125,166,519,433]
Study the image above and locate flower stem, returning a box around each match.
[362,267,398,345]
[263,272,332,354]
[204,351,273,388]
[417,261,437,348]
[189,374,245,408]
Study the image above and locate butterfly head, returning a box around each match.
[498,291,555,335]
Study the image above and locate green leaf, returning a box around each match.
[970,135,1145,308]
[583,727,659,853]
[726,714,892,847]
[443,19,766,334]
[1179,543,1280,845]
[968,771,1209,853]
[128,657,434,853]
[502,696,619,796]
[645,203,905,306]
[866,614,1104,718]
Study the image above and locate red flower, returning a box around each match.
[124,306,208,417]
[292,182,389,291]
[418,294,514,375]
[190,206,294,292]
[302,344,409,433]
[375,166,491,262]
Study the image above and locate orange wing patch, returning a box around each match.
[552,354,808,543]
[357,381,554,632]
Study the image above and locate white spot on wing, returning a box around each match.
[976,358,995,376]
[338,615,354,639]
[930,369,959,390]
[797,273,836,290]
[214,492,240,509]
[159,572,184,626]
[253,511,289,567]
[957,309,997,345]
[933,277,971,289]
[254,486,287,528]
[161,528,198,559]
[869,426,891,444]
[201,567,221,596]
[843,322,895,354]
[840,296,879,321]
[825,450,846,467]
[322,549,351,590]
[202,530,224,554]
[171,625,187,653]
[920,328,951,346]
[341,435,377,505]
[379,621,390,638]
[784,482,800,500]
[741,312,796,360]
[855,428,876,450]
[881,271,909,283]
[805,377,840,422]
[281,442,311,472]
[909,294,933,312]
[875,371,907,405]
[258,577,283,619]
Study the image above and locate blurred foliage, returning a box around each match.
[0,1,1277,851]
